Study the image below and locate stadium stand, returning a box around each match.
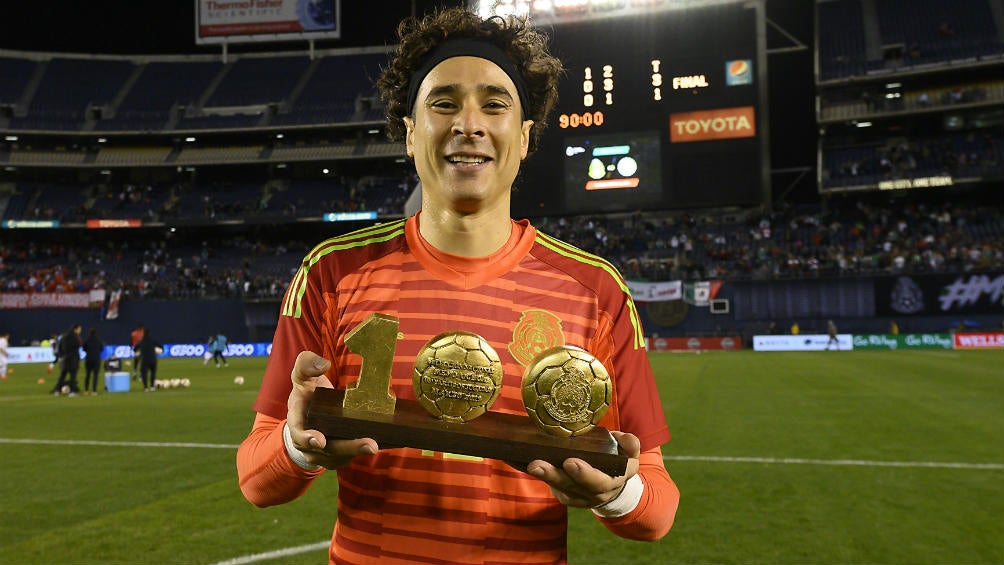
[104,60,223,130]
[0,56,37,107]
[8,58,135,131]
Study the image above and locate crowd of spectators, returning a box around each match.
[536,196,1003,281]
[1,194,1001,299]
[824,131,1002,188]
[15,171,415,225]
[0,234,300,301]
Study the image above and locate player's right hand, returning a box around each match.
[286,350,379,469]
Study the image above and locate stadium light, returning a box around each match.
[477,0,740,21]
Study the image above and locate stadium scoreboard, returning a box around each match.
[515,2,770,216]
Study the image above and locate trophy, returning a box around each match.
[306,313,628,476]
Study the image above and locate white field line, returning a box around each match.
[665,454,1003,470]
[2,437,1001,471]
[0,438,240,449]
[209,541,329,565]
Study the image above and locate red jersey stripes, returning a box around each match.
[244,214,672,564]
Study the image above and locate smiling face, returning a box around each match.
[404,56,533,215]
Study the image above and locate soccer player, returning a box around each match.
[130,323,144,379]
[826,319,840,350]
[133,330,162,392]
[210,332,229,367]
[52,324,83,396]
[237,8,679,564]
[0,331,9,379]
[82,328,104,395]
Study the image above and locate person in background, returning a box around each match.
[47,331,61,374]
[0,331,9,380]
[134,330,162,392]
[826,319,840,350]
[237,7,679,564]
[82,327,104,395]
[889,320,900,335]
[210,332,229,368]
[52,324,83,396]
[130,323,145,380]
[203,335,214,366]
[790,321,800,335]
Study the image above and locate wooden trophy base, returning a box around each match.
[306,388,628,476]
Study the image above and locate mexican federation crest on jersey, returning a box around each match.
[509,309,565,367]
[890,276,924,314]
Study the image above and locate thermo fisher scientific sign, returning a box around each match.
[196,0,340,44]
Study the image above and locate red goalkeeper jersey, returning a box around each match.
[243,214,673,564]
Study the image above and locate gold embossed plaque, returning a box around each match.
[306,314,628,476]
[413,331,503,422]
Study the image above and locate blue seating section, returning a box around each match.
[818,0,867,81]
[9,58,135,130]
[873,0,1000,63]
[818,0,1003,81]
[1,51,390,131]
[0,57,37,105]
[107,60,223,130]
[274,52,389,124]
[207,55,311,107]
[822,132,1004,189]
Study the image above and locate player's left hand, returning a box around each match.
[526,430,641,508]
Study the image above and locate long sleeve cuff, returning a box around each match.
[593,447,680,541]
[237,412,325,507]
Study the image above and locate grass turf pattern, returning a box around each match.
[0,351,1001,564]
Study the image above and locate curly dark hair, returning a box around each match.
[376,7,562,156]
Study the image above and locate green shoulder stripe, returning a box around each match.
[281,220,407,318]
[534,232,646,350]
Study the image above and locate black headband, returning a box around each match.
[405,38,529,118]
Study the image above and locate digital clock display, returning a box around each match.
[558,111,605,129]
[515,2,768,216]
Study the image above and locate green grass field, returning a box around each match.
[1,350,1001,564]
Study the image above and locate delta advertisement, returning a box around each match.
[752,334,854,351]
[6,342,273,364]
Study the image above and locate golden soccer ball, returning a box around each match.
[521,346,612,437]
